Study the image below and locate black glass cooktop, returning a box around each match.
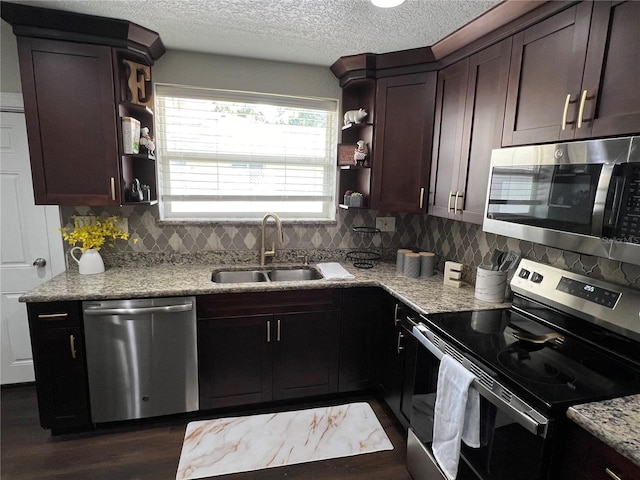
[422,307,640,414]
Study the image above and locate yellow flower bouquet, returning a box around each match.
[60,216,130,251]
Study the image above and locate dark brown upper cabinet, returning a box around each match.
[503,1,640,146]
[372,72,437,213]
[2,2,164,206]
[578,1,640,139]
[430,39,511,224]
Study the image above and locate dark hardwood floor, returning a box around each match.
[1,385,412,480]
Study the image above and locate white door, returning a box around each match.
[0,94,65,384]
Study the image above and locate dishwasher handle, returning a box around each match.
[84,303,193,316]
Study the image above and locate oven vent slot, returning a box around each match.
[500,389,513,403]
[443,345,464,364]
[468,364,495,390]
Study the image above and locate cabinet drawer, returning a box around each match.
[197,289,342,317]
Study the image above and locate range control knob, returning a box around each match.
[518,268,531,279]
[530,272,544,283]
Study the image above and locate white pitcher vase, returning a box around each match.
[69,247,105,274]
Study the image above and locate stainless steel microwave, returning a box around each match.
[483,136,640,266]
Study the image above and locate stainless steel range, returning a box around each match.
[407,259,640,480]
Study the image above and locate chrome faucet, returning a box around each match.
[260,212,284,265]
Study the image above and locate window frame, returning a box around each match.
[154,84,339,222]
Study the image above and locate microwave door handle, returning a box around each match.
[592,164,616,236]
[606,174,625,228]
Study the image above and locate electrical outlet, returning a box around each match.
[375,216,396,232]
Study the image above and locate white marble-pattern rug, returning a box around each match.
[176,402,394,480]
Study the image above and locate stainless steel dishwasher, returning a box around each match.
[83,296,198,423]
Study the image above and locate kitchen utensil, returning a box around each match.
[498,251,521,271]
[489,249,504,271]
[512,331,565,344]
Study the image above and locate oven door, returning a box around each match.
[408,323,557,480]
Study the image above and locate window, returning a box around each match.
[155,85,338,221]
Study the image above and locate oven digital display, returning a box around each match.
[556,277,621,308]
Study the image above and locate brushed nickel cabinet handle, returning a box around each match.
[454,191,464,214]
[277,319,281,342]
[267,320,271,343]
[69,334,77,359]
[577,89,588,128]
[394,304,400,325]
[419,187,425,209]
[447,191,454,212]
[562,93,571,130]
[605,468,622,480]
[110,177,116,201]
[37,313,68,319]
[397,332,405,354]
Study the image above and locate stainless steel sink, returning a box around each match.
[211,267,323,283]
[211,270,269,283]
[267,268,323,282]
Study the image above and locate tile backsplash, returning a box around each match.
[60,206,640,290]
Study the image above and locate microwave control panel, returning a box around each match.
[615,164,640,240]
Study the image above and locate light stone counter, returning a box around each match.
[19,261,510,315]
[567,395,640,467]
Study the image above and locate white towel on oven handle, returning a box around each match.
[432,354,481,480]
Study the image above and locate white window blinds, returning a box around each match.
[155,84,338,220]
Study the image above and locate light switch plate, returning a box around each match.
[376,216,396,232]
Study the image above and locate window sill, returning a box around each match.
[157,219,339,227]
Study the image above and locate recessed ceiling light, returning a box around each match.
[371,0,405,8]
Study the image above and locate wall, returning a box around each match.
[1,20,21,93]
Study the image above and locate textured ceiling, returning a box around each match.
[6,0,502,66]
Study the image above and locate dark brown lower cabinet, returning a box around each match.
[560,421,640,479]
[339,287,383,392]
[377,295,416,428]
[27,301,91,434]
[197,290,341,410]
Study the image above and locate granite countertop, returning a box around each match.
[567,395,640,467]
[19,261,510,315]
[22,261,640,461]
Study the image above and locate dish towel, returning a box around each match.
[432,354,481,480]
[316,262,355,280]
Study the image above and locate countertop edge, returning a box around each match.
[567,394,640,467]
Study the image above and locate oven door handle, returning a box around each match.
[412,324,549,438]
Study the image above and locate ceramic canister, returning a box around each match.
[474,265,507,302]
[419,252,435,278]
[403,253,421,278]
[396,249,412,273]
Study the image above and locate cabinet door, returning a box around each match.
[457,38,512,224]
[377,296,414,428]
[429,59,469,220]
[560,421,640,479]
[339,288,382,392]
[372,72,437,213]
[578,1,640,138]
[17,38,120,205]
[502,2,593,146]
[198,314,273,409]
[272,310,340,400]
[27,302,91,433]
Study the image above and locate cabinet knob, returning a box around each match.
[32,258,47,268]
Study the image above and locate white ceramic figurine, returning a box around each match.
[343,108,368,126]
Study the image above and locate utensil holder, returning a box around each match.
[475,265,507,302]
